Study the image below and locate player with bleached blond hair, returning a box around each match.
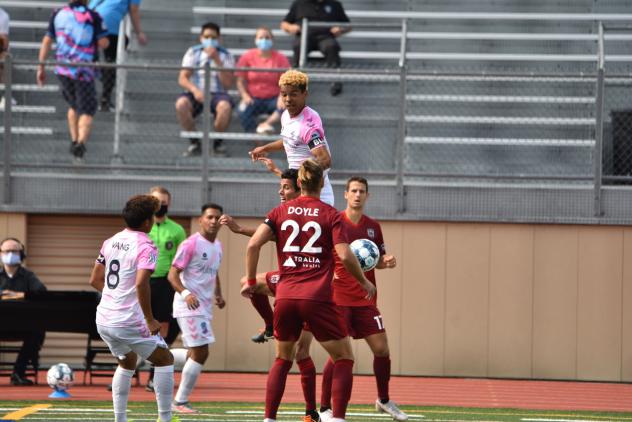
[249,70,335,206]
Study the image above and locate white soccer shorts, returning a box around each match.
[177,315,215,348]
[96,324,168,360]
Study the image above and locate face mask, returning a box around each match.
[2,252,21,266]
[155,204,168,218]
[201,38,219,49]
[256,38,273,51]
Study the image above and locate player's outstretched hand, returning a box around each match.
[249,146,267,162]
[240,282,256,298]
[219,214,241,233]
[362,279,377,300]
[146,318,161,335]
[215,295,226,309]
[257,157,282,176]
[382,254,397,269]
[185,294,200,310]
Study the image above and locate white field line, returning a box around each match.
[522,419,610,422]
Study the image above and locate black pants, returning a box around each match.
[101,34,128,103]
[292,34,341,68]
[5,330,45,376]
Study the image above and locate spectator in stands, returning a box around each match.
[236,26,289,136]
[145,186,186,393]
[176,22,235,157]
[0,7,15,110]
[281,0,351,96]
[37,0,109,162]
[88,0,148,112]
[0,238,46,386]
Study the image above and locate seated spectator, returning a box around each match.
[176,22,235,157]
[0,7,16,110]
[0,238,46,386]
[88,0,148,112]
[281,0,351,96]
[37,0,109,162]
[236,26,289,136]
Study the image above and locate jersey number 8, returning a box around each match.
[107,259,120,289]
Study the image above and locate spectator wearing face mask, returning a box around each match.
[236,26,290,137]
[145,186,187,392]
[0,237,46,386]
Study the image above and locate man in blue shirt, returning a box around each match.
[88,0,147,112]
[37,0,109,162]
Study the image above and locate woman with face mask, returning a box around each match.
[235,26,290,138]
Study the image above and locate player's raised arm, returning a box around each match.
[219,214,256,237]
[245,223,274,290]
[310,141,331,170]
[335,243,376,300]
[249,139,284,161]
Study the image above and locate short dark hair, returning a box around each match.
[280,168,299,192]
[201,22,220,36]
[123,195,160,229]
[346,176,369,192]
[201,202,223,214]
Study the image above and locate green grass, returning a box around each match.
[1,401,632,422]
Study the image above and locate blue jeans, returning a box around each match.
[238,96,278,132]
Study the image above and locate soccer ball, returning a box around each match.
[47,363,74,391]
[350,238,380,272]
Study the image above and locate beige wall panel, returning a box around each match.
[488,225,534,378]
[622,230,632,381]
[0,213,27,243]
[444,224,490,376]
[400,223,446,375]
[532,226,578,379]
[577,227,622,381]
[220,218,276,371]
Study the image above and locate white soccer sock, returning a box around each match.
[263,419,276,422]
[171,348,189,371]
[112,366,135,422]
[331,419,346,422]
[175,358,203,404]
[153,364,174,422]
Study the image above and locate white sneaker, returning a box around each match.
[319,409,334,422]
[0,96,17,110]
[375,399,408,421]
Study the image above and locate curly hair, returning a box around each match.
[298,159,323,193]
[278,69,308,92]
[123,195,160,229]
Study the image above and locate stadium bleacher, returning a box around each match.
[0,0,631,222]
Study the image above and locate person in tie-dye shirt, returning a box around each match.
[37,0,108,161]
[89,194,175,422]
[167,202,226,414]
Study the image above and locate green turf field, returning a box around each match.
[1,401,632,422]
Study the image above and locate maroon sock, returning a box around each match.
[250,293,274,329]
[297,357,316,412]
[373,356,391,402]
[265,358,292,419]
[320,357,334,411]
[332,359,354,419]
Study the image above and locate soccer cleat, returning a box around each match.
[145,379,154,392]
[172,400,199,414]
[251,327,274,343]
[155,417,180,422]
[318,409,334,422]
[375,399,408,421]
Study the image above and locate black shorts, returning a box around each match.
[57,74,97,116]
[149,276,175,322]
[178,91,234,118]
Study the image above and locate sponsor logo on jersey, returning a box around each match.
[202,252,208,260]
[270,274,280,284]
[147,251,157,264]
[165,240,174,250]
[283,256,297,267]
[367,228,375,238]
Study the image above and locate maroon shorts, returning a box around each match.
[265,271,280,296]
[274,299,346,342]
[339,305,385,339]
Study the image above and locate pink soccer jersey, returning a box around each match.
[95,229,158,328]
[171,232,223,320]
[280,106,334,205]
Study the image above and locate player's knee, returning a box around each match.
[191,346,209,365]
[295,344,310,361]
[149,347,173,366]
[373,346,390,358]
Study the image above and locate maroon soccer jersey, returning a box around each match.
[265,195,347,302]
[333,212,386,306]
